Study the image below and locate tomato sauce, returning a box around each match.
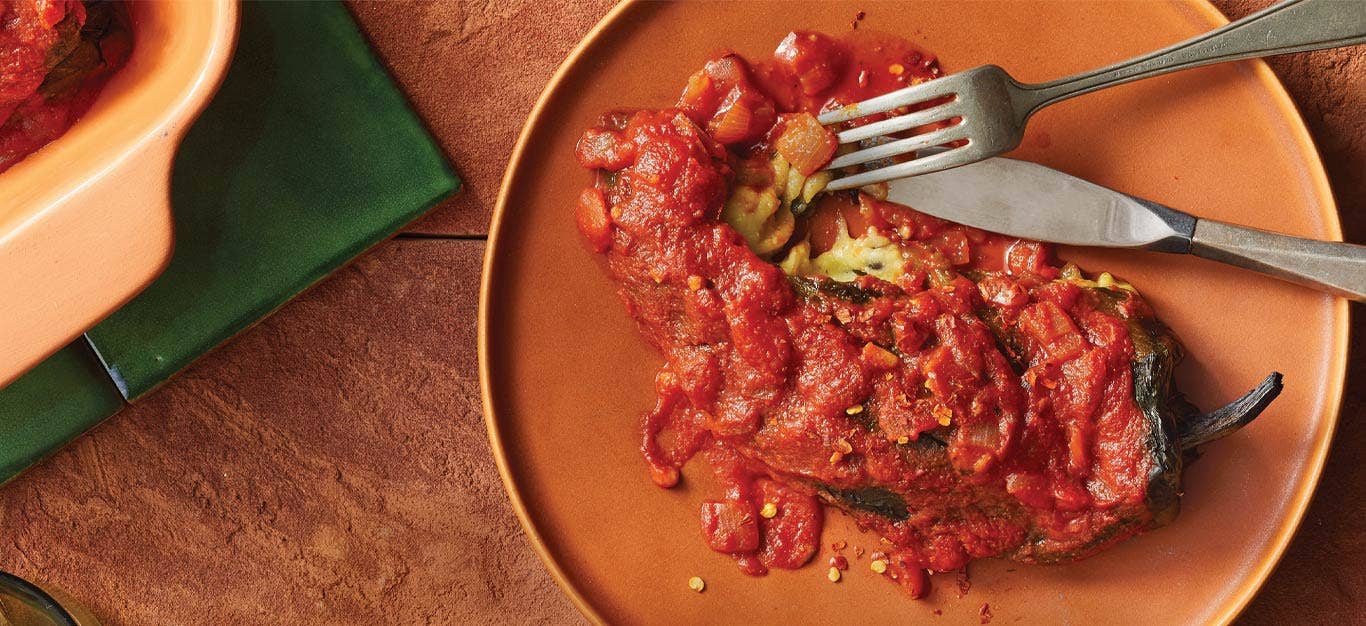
[0,0,130,173]
[576,30,1164,595]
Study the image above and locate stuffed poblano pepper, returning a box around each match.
[573,29,1281,597]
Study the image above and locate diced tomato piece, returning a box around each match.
[1005,241,1054,277]
[709,87,776,145]
[1018,300,1086,363]
[1032,280,1080,312]
[575,127,634,170]
[1018,301,1064,346]
[774,113,837,176]
[677,55,777,145]
[702,55,747,84]
[678,70,720,121]
[773,31,846,96]
[574,187,612,252]
[709,90,756,144]
[754,480,822,569]
[1051,334,1088,364]
[976,275,1026,308]
[933,228,971,266]
[700,499,760,553]
[633,138,686,185]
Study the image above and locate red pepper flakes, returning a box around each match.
[851,9,865,29]
[828,555,849,571]
[933,403,953,426]
[932,609,943,616]
[831,540,847,551]
[979,603,993,624]
[829,437,854,464]
[853,546,865,558]
[862,342,901,369]
[759,502,779,518]
[956,565,971,598]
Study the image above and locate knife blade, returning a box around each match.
[883,157,1195,253]
[878,155,1366,301]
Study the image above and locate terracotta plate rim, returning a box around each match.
[478,1,1349,623]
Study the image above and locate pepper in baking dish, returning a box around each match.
[573,29,1280,596]
[1,0,131,173]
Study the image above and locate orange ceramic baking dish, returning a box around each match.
[0,0,239,388]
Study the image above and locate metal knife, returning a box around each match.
[883,157,1366,302]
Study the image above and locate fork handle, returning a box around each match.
[1018,0,1366,113]
[1189,219,1366,302]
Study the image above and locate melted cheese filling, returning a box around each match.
[779,222,908,282]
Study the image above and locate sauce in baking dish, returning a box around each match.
[0,0,131,173]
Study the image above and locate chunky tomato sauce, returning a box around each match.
[1,0,130,173]
[576,31,1170,596]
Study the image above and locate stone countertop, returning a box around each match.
[0,1,1359,623]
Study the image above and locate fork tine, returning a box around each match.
[817,78,957,125]
[827,124,970,170]
[835,99,959,144]
[825,145,973,191]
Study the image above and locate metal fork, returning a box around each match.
[821,0,1366,191]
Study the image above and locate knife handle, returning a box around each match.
[1189,219,1366,302]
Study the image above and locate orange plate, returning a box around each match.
[0,0,238,387]
[480,1,1347,623]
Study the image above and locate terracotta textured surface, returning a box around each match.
[0,1,1359,624]
[347,0,616,236]
[0,240,579,624]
